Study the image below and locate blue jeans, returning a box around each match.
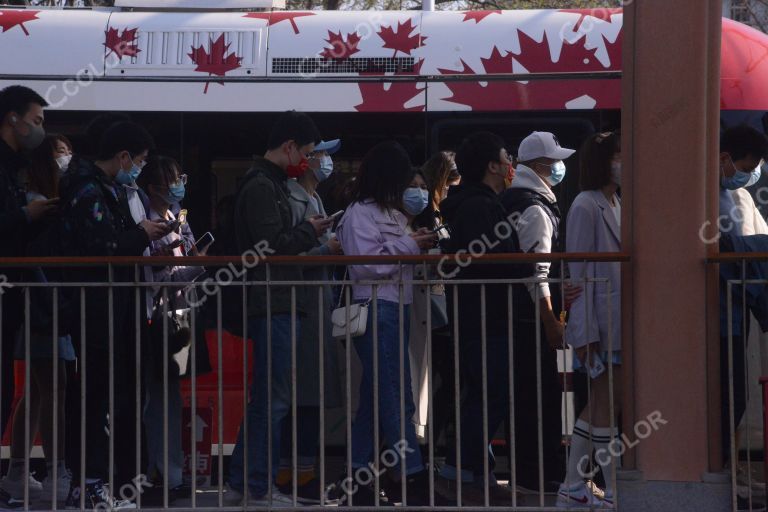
[144,375,183,489]
[351,300,424,475]
[229,315,296,497]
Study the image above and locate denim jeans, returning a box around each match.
[229,315,296,497]
[351,300,424,475]
[144,375,183,489]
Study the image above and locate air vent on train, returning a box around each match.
[271,57,416,75]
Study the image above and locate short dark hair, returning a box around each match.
[353,141,414,210]
[266,111,321,151]
[137,155,180,192]
[579,131,620,191]
[455,132,506,183]
[0,85,48,122]
[721,125,768,161]
[96,121,155,161]
[83,112,130,157]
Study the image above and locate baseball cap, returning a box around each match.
[314,139,341,155]
[517,132,575,162]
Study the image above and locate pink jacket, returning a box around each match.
[336,199,420,304]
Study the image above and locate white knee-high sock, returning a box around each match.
[564,419,594,488]
[592,426,620,495]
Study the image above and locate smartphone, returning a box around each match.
[328,209,344,221]
[165,219,181,232]
[195,231,215,250]
[177,209,188,225]
[431,223,448,234]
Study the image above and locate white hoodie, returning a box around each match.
[509,164,558,301]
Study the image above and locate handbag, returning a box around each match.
[430,284,449,330]
[331,271,369,339]
[149,293,192,376]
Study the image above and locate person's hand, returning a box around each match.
[410,227,438,251]
[26,198,58,221]
[326,236,342,255]
[308,215,333,237]
[140,219,172,241]
[543,317,565,350]
[563,282,583,311]
[151,239,183,256]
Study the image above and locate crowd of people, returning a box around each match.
[1,82,767,511]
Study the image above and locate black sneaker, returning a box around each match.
[385,470,455,506]
[327,476,390,507]
[65,481,136,510]
[0,488,22,509]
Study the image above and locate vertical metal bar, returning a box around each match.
[727,280,737,512]
[216,288,224,507]
[480,284,489,508]
[741,261,752,510]
[266,266,273,506]
[80,288,86,511]
[452,284,461,507]
[162,287,170,509]
[108,265,115,507]
[534,285,544,508]
[606,279,617,503]
[52,287,59,510]
[134,266,142,510]
[344,285,352,506]
[398,277,406,506]
[23,287,30,511]
[372,285,380,508]
[508,284,517,508]
[291,286,298,507]
[318,286,326,507]
[190,287,197,509]
[425,268,434,508]
[240,271,248,508]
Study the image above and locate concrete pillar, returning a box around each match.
[620,1,728,510]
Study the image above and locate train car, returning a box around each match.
[2,2,768,451]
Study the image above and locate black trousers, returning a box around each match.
[0,289,22,441]
[721,332,748,463]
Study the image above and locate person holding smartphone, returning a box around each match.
[136,155,205,503]
[281,139,344,502]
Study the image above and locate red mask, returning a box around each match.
[506,163,515,181]
[285,145,309,178]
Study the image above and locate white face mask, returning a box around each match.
[313,155,334,182]
[611,161,621,186]
[56,154,71,173]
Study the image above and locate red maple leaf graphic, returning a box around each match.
[437,30,622,111]
[377,19,426,57]
[559,8,623,31]
[460,10,501,24]
[321,31,361,60]
[0,9,39,36]
[104,27,141,59]
[355,60,425,112]
[243,11,315,34]
[188,34,243,94]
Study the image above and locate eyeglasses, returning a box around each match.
[175,174,188,185]
[128,153,147,169]
[595,132,614,144]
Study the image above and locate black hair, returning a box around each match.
[137,155,180,192]
[266,111,321,151]
[96,121,155,161]
[353,141,414,210]
[83,112,130,157]
[0,85,48,122]
[455,132,506,183]
[579,131,620,191]
[721,125,768,162]
[27,134,72,199]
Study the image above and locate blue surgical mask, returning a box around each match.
[721,156,755,190]
[746,165,762,188]
[115,163,142,186]
[546,161,566,187]
[313,155,334,183]
[166,181,186,204]
[402,187,429,216]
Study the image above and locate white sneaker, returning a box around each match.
[556,482,611,509]
[737,464,767,496]
[0,474,43,499]
[42,468,72,501]
[245,487,300,508]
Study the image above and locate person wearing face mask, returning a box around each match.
[26,134,72,202]
[436,132,521,505]
[227,112,333,508]
[0,85,61,508]
[51,121,170,510]
[556,131,622,509]
[278,139,343,503]
[501,130,574,492]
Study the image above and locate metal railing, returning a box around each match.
[0,252,627,511]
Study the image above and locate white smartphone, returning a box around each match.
[328,209,344,221]
[194,232,215,250]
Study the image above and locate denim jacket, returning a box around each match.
[336,199,420,304]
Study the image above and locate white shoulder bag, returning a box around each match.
[331,271,370,339]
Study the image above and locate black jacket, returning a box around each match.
[55,156,150,350]
[440,182,527,338]
[234,157,317,318]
